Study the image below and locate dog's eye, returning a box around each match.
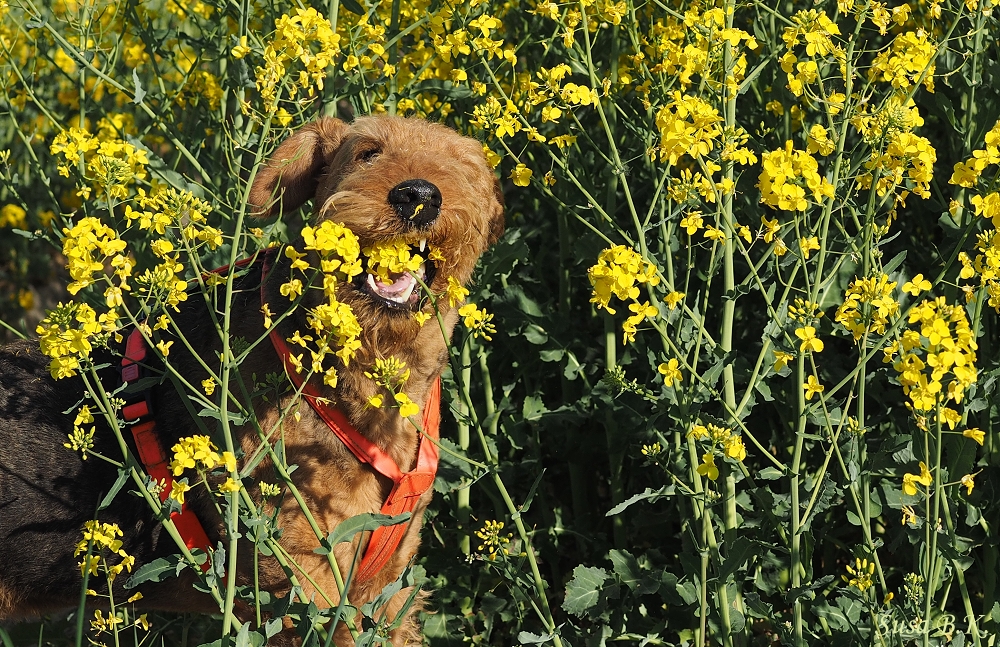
[356,147,381,164]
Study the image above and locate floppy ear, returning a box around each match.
[248,118,350,218]
[487,177,506,246]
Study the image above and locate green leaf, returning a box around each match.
[718,537,755,581]
[562,565,609,616]
[98,469,130,510]
[758,467,784,480]
[609,549,642,590]
[522,395,547,421]
[125,554,186,588]
[314,512,411,555]
[339,0,365,14]
[606,486,674,516]
[197,407,247,425]
[881,250,907,275]
[522,324,548,344]
[520,468,546,513]
[132,68,146,104]
[517,631,555,645]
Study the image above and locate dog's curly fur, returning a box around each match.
[0,115,503,644]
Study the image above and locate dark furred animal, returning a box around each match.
[0,115,504,644]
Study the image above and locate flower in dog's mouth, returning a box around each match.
[365,264,427,306]
[360,239,439,310]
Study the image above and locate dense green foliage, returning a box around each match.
[2,0,1000,644]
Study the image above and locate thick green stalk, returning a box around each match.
[719,5,746,641]
[791,354,808,646]
[924,411,945,645]
[603,314,626,548]
[456,342,472,555]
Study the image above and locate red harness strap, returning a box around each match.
[262,251,441,583]
[118,254,265,568]
[121,330,214,569]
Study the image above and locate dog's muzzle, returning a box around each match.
[388,179,442,228]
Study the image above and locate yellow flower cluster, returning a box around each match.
[64,405,97,460]
[51,127,148,200]
[834,273,899,341]
[688,423,748,481]
[950,119,1000,188]
[780,10,842,97]
[36,302,104,379]
[458,303,496,341]
[445,275,470,308]
[75,520,134,581]
[653,92,722,165]
[475,519,513,560]
[852,96,924,145]
[634,7,755,95]
[958,231,1000,311]
[61,217,128,296]
[363,240,424,281]
[169,435,235,476]
[127,186,219,249]
[0,204,27,229]
[869,30,936,93]
[807,125,836,156]
[588,245,660,315]
[758,141,834,211]
[893,297,978,412]
[283,222,365,387]
[365,357,420,417]
[860,132,936,200]
[843,557,875,592]
[248,8,342,113]
[782,10,840,56]
[621,301,658,344]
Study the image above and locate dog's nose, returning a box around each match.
[388,179,442,228]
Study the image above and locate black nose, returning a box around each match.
[387,179,442,228]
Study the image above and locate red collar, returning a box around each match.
[262,249,441,583]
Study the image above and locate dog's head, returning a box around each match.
[249,116,504,323]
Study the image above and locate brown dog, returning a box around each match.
[0,115,503,644]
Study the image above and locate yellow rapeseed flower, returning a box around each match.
[795,326,824,353]
[587,246,660,315]
[657,358,682,388]
[902,461,933,495]
[696,453,719,481]
[903,274,932,296]
[803,374,824,400]
[963,428,985,446]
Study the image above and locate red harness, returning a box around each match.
[120,249,441,583]
[261,250,441,583]
[121,333,214,569]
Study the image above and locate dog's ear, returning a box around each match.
[486,177,505,246]
[248,118,350,218]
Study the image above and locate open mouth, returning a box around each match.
[356,241,438,311]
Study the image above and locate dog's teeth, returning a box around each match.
[419,239,427,252]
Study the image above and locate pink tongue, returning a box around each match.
[376,272,415,295]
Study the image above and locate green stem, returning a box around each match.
[456,342,472,555]
[791,353,807,647]
[603,314,626,548]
